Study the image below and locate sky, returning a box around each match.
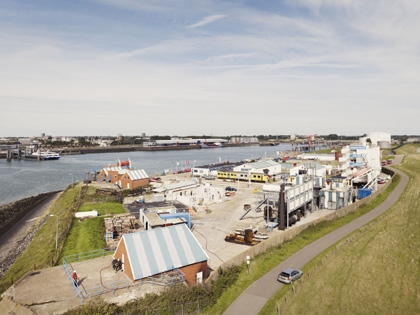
[1,0,419,138]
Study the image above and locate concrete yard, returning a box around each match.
[0,176,333,314]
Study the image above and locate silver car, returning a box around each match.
[277,268,303,284]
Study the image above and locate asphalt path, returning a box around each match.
[223,157,408,315]
[0,193,60,277]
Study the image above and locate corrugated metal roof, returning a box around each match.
[163,180,199,191]
[103,166,128,175]
[126,169,149,180]
[248,159,280,170]
[122,224,208,280]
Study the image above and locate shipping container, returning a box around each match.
[358,188,372,199]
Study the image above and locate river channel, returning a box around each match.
[0,144,294,206]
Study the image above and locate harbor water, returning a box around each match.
[0,144,293,207]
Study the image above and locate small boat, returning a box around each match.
[200,142,222,148]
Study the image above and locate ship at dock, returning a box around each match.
[199,142,223,148]
[24,149,60,161]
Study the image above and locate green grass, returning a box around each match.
[0,184,80,295]
[203,172,401,315]
[258,144,420,315]
[59,217,107,259]
[0,184,129,296]
[78,202,127,216]
[60,200,127,258]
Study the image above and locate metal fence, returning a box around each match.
[62,249,186,301]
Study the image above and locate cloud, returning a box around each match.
[1,0,419,137]
[188,14,226,28]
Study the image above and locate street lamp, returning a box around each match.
[50,214,58,250]
[69,173,74,188]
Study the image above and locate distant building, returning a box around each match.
[98,164,149,189]
[359,132,391,148]
[233,159,282,180]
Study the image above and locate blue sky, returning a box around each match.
[1,0,419,137]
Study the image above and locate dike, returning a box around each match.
[0,192,60,238]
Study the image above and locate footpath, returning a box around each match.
[223,157,407,315]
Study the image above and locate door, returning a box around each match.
[196,271,203,284]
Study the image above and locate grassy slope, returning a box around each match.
[0,185,128,295]
[0,185,79,294]
[260,144,420,315]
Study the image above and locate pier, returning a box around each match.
[5,148,43,161]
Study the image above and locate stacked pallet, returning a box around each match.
[105,214,137,240]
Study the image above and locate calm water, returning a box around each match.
[0,144,292,206]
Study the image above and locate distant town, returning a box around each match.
[1,132,418,149]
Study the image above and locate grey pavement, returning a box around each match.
[0,254,164,314]
[223,157,407,315]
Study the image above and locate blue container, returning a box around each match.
[358,188,372,199]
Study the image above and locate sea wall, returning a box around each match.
[0,192,60,238]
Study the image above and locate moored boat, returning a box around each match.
[24,150,60,160]
[200,142,222,148]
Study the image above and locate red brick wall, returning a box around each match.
[179,261,208,285]
[108,170,121,183]
[113,239,134,281]
[120,176,149,189]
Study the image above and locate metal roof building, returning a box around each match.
[233,159,282,175]
[124,169,149,180]
[113,224,209,285]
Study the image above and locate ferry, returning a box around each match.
[25,150,60,160]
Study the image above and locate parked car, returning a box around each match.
[204,175,216,180]
[225,186,237,191]
[377,178,386,184]
[277,268,303,284]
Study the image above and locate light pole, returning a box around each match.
[69,173,74,188]
[50,214,58,250]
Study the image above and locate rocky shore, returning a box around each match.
[0,192,60,279]
[0,192,60,237]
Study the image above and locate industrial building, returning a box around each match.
[98,163,149,189]
[113,224,209,285]
[296,140,382,210]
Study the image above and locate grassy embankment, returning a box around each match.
[202,148,406,315]
[259,144,420,315]
[0,184,126,296]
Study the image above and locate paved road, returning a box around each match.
[0,193,60,278]
[223,157,407,315]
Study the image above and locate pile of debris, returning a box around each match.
[105,214,140,241]
[225,228,264,246]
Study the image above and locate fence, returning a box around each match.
[62,249,186,301]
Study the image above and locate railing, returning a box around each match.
[62,249,113,264]
[62,249,185,301]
